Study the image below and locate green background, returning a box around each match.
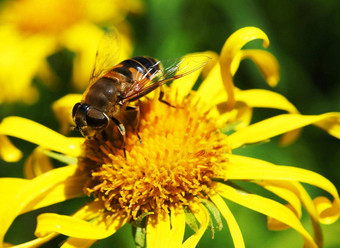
[1,0,340,247]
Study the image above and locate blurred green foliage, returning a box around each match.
[1,0,340,247]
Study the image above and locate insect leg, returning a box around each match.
[125,105,142,144]
[111,117,127,158]
[158,86,175,108]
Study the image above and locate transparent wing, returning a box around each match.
[122,55,211,101]
[90,28,121,82]
[151,54,211,83]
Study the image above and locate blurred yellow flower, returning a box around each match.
[0,0,142,104]
[0,27,340,248]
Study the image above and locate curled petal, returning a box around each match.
[239,49,279,87]
[314,196,340,224]
[0,135,22,162]
[24,147,54,179]
[258,181,302,220]
[217,154,340,225]
[0,116,82,157]
[219,27,269,110]
[257,180,322,245]
[214,182,317,248]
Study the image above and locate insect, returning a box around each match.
[72,30,211,148]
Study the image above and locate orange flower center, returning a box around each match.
[80,91,230,219]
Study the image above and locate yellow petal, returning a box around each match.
[214,182,317,248]
[146,212,171,248]
[219,27,269,110]
[258,181,302,231]
[72,201,104,221]
[239,49,279,87]
[201,51,219,78]
[229,112,340,149]
[257,181,302,219]
[314,196,340,225]
[61,238,96,248]
[208,192,245,248]
[234,89,302,145]
[24,147,54,179]
[0,135,22,162]
[0,116,82,157]
[52,94,82,135]
[8,232,58,248]
[0,178,29,214]
[235,89,298,113]
[217,154,340,224]
[21,170,86,214]
[35,212,127,240]
[170,52,214,102]
[60,202,107,248]
[182,202,209,248]
[169,205,186,248]
[0,165,78,244]
[195,63,227,110]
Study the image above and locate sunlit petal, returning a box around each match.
[219,26,269,110]
[171,51,215,102]
[239,49,279,87]
[21,171,86,214]
[258,181,302,231]
[229,113,340,149]
[0,165,78,244]
[195,63,227,110]
[208,192,245,248]
[146,212,171,248]
[0,117,82,157]
[0,135,22,162]
[35,212,127,239]
[168,205,186,248]
[9,232,58,248]
[214,182,317,248]
[235,89,298,113]
[182,202,209,248]
[52,94,82,135]
[217,154,340,224]
[61,238,96,248]
[24,147,54,179]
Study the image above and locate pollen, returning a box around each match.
[80,91,230,219]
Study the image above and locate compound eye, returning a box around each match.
[86,108,109,130]
[72,103,81,118]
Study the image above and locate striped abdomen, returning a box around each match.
[110,56,160,83]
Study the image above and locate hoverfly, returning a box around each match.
[72,30,210,149]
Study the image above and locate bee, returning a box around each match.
[72,30,210,147]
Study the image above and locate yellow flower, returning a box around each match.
[1,27,340,248]
[0,0,142,104]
